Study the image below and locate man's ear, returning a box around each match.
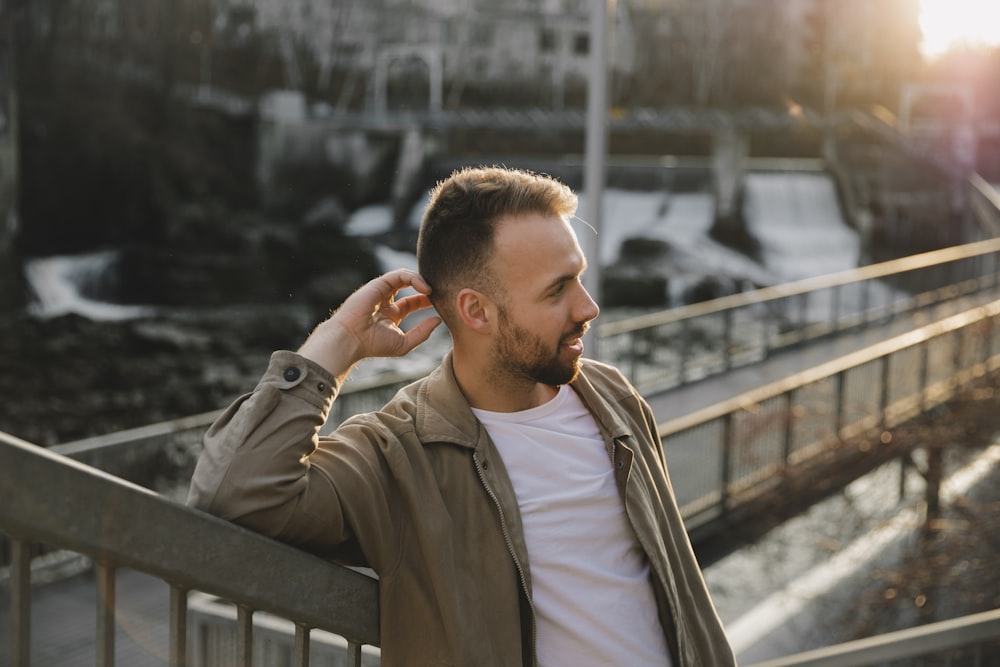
[455,287,494,334]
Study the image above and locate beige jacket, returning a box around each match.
[188,349,736,666]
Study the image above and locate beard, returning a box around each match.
[494,306,587,387]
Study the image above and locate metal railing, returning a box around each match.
[4,300,1000,664]
[665,298,1000,533]
[596,234,1000,396]
[0,431,379,666]
[746,607,1000,667]
[5,301,1000,666]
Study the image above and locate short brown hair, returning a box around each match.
[416,166,577,320]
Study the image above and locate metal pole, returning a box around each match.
[583,0,611,356]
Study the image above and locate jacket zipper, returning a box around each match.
[473,452,537,665]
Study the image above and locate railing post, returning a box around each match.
[782,389,795,468]
[720,413,733,511]
[919,341,931,412]
[10,538,30,667]
[679,318,690,384]
[879,354,891,430]
[293,623,310,667]
[169,584,189,667]
[797,293,808,344]
[347,640,363,667]
[831,284,841,330]
[96,563,116,667]
[834,370,846,440]
[236,605,254,667]
[723,308,733,372]
[993,250,1000,292]
[861,277,871,328]
[985,311,995,366]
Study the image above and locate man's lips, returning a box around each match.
[561,326,588,353]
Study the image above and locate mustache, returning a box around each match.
[565,322,589,340]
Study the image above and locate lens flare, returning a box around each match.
[920,0,1000,59]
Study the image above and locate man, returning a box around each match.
[188,166,736,666]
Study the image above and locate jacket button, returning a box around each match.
[617,460,625,469]
[317,382,326,392]
[283,366,301,382]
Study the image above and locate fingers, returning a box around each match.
[393,292,434,320]
[400,315,443,354]
[371,268,432,300]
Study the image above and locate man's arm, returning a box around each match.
[187,269,442,553]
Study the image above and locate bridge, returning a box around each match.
[4,167,1000,664]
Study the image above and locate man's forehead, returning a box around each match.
[493,215,585,275]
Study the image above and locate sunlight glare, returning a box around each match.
[920,0,1000,59]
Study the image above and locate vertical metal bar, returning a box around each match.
[723,308,733,371]
[236,605,253,667]
[798,293,807,343]
[763,300,775,358]
[169,584,188,667]
[898,454,908,502]
[347,640,363,667]
[96,563,116,667]
[679,318,690,384]
[879,354,891,430]
[993,251,999,292]
[985,312,995,366]
[920,342,930,411]
[782,389,795,467]
[834,370,846,440]
[861,276,871,328]
[720,413,733,510]
[10,538,30,667]
[831,284,841,331]
[293,623,310,667]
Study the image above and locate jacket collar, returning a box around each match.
[413,352,635,449]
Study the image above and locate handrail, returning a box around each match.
[660,300,1000,436]
[746,607,1000,667]
[598,236,1000,338]
[0,431,379,665]
[596,235,1000,395]
[662,296,1000,533]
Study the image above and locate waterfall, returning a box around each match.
[23,250,154,321]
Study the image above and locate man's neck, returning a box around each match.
[452,348,558,412]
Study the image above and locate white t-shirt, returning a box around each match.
[472,385,672,667]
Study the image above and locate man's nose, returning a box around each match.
[577,285,600,322]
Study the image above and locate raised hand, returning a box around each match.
[297,269,443,380]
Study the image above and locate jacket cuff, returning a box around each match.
[259,350,339,409]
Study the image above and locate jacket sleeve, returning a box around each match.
[186,350,398,567]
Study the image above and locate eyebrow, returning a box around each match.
[541,260,588,295]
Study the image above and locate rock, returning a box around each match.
[601,265,669,308]
[682,275,741,305]
[304,197,349,230]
